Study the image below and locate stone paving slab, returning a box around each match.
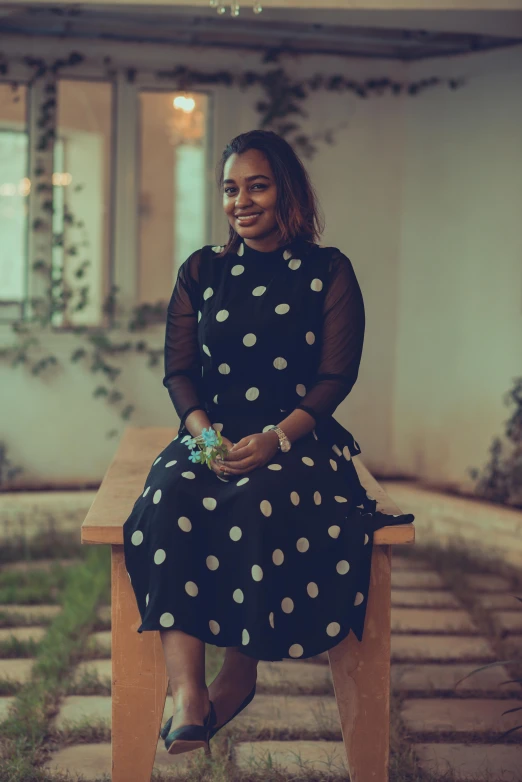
[54,694,341,736]
[0,696,15,720]
[72,659,112,686]
[0,491,96,540]
[391,608,479,634]
[257,661,332,693]
[234,740,348,776]
[0,658,35,684]
[402,698,522,734]
[392,589,462,608]
[0,626,46,644]
[1,557,82,573]
[87,631,111,654]
[478,593,522,610]
[391,635,496,662]
[0,604,62,622]
[43,740,193,780]
[392,663,522,694]
[414,743,522,782]
[464,574,513,593]
[495,611,522,634]
[391,571,445,589]
[97,605,111,624]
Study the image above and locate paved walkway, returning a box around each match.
[1,551,522,780]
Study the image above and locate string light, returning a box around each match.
[209,0,262,15]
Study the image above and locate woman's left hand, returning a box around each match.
[220,431,279,476]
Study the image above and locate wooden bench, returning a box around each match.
[81,426,415,782]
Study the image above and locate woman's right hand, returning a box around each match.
[209,435,235,476]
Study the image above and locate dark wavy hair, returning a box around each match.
[216,130,324,256]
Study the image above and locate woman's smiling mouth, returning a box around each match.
[236,212,262,225]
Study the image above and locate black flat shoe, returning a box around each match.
[209,682,256,740]
[163,700,216,756]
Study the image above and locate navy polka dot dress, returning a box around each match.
[123,238,414,662]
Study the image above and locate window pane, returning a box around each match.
[53,79,112,327]
[0,83,28,315]
[138,91,208,304]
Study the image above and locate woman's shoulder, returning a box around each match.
[303,241,353,268]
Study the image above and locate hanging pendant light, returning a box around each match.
[209,0,263,15]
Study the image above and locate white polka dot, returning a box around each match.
[131,530,143,546]
[198,311,202,322]
[211,245,223,253]
[203,287,213,300]
[209,620,220,635]
[302,456,314,466]
[242,628,250,645]
[153,489,162,504]
[269,612,275,628]
[218,363,231,374]
[332,444,342,457]
[206,555,219,570]
[237,242,245,256]
[252,285,266,296]
[181,435,192,443]
[181,471,196,480]
[342,445,352,461]
[272,549,284,565]
[275,303,290,315]
[215,310,229,323]
[154,549,166,565]
[282,597,294,613]
[233,588,244,603]
[230,526,242,541]
[289,644,303,658]
[296,537,309,552]
[268,463,282,471]
[311,278,323,292]
[165,460,177,468]
[213,394,219,403]
[307,582,319,598]
[212,422,223,432]
[203,497,217,510]
[334,495,348,503]
[354,592,364,606]
[251,564,263,581]
[153,457,162,466]
[260,499,272,517]
[290,491,300,506]
[185,581,198,597]
[231,264,245,276]
[283,249,292,260]
[327,622,340,637]
[366,492,375,501]
[306,331,315,345]
[328,525,341,539]
[178,516,192,532]
[245,387,259,401]
[364,534,369,545]
[273,356,287,370]
[329,459,338,471]
[145,593,149,606]
[160,612,175,627]
[237,477,249,486]
[288,258,301,270]
[296,383,306,396]
[336,560,350,575]
[143,486,151,497]
[243,333,257,347]
[202,344,211,356]
[313,491,321,505]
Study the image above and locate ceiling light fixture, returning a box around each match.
[209,0,263,16]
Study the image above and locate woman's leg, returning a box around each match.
[160,628,209,731]
[208,646,258,729]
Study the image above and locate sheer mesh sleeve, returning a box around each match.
[295,248,365,424]
[162,248,206,431]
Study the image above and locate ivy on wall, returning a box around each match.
[0,48,465,485]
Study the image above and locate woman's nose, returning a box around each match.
[235,188,253,208]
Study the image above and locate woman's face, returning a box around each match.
[222,148,278,246]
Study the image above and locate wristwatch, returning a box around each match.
[267,425,291,453]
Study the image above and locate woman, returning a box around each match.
[123,129,415,756]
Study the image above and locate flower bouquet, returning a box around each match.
[184,426,229,470]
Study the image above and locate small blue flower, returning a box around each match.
[189,450,202,463]
[201,427,218,447]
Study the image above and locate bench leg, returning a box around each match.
[111,545,169,782]
[327,544,392,782]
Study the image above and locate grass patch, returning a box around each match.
[0,529,83,565]
[0,637,40,658]
[0,545,110,781]
[0,610,56,629]
[0,566,72,605]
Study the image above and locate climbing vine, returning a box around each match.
[0,48,464,485]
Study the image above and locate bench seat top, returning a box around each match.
[81,427,415,547]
